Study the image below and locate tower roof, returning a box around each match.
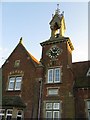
[49,4,66,38]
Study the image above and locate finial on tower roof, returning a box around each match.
[55,4,60,14]
[57,4,59,9]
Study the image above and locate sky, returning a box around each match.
[0,1,89,67]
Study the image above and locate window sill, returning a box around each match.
[46,94,59,97]
[6,90,21,92]
[45,82,62,85]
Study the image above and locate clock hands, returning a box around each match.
[48,46,61,59]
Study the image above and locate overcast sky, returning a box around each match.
[0,1,89,67]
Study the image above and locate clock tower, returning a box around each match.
[40,5,75,119]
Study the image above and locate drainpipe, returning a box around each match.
[67,65,76,119]
[38,78,42,120]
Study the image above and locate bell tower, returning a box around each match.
[50,4,66,38]
[40,4,74,67]
[40,5,75,119]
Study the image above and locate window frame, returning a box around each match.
[87,101,90,109]
[54,68,60,83]
[15,77,22,90]
[48,69,53,83]
[8,77,15,91]
[47,88,59,96]
[8,76,22,91]
[86,68,90,76]
[87,100,90,120]
[53,111,60,118]
[46,103,53,110]
[88,110,90,120]
[46,111,52,118]
[0,109,5,119]
[53,103,60,110]
[6,109,12,120]
[47,67,61,83]
[17,110,23,120]
[45,102,61,119]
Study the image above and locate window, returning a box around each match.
[87,101,90,120]
[54,68,60,82]
[46,103,53,110]
[88,110,90,120]
[8,76,22,91]
[48,68,61,83]
[48,88,58,96]
[53,103,60,109]
[6,109,12,120]
[0,109,5,120]
[8,78,15,90]
[46,111,52,119]
[46,102,61,119]
[0,109,23,120]
[53,111,60,118]
[87,101,90,109]
[15,77,22,90]
[48,69,53,83]
[17,110,23,120]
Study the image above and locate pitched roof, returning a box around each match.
[2,39,40,67]
[26,49,40,65]
[2,96,26,108]
[74,76,90,88]
[17,40,40,66]
[72,61,90,88]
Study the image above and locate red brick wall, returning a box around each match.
[2,43,41,118]
[75,88,90,118]
[40,39,75,118]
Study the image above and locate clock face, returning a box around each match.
[48,46,62,59]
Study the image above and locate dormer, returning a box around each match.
[50,4,66,38]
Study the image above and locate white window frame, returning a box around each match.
[17,110,23,120]
[87,101,90,120]
[53,103,60,110]
[46,111,52,118]
[46,103,53,110]
[48,68,61,83]
[45,102,61,119]
[8,76,22,91]
[0,109,5,119]
[6,109,12,120]
[87,101,90,109]
[15,77,22,90]
[86,68,90,76]
[53,111,60,118]
[88,110,90,120]
[8,77,15,90]
[54,68,60,83]
[48,69,53,83]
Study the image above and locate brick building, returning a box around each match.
[1,6,90,119]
